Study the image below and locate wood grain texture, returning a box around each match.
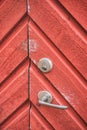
[29,0,87,80]
[0,61,29,124]
[29,20,87,124]
[0,1,29,129]
[0,17,28,83]
[0,0,5,6]
[0,0,26,41]
[1,0,87,129]
[30,63,87,130]
[59,0,87,30]
[1,101,29,130]
[30,106,54,130]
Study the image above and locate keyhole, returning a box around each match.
[42,63,47,70]
[42,66,47,70]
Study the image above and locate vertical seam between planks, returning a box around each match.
[26,0,31,129]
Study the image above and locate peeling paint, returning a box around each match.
[22,39,38,53]
[29,39,38,53]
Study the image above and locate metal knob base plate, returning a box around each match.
[38,91,52,103]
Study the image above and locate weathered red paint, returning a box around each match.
[29,0,87,129]
[0,61,28,123]
[30,106,54,130]
[0,17,28,83]
[59,0,87,30]
[30,63,87,130]
[0,0,26,41]
[1,102,29,130]
[0,0,87,129]
[29,20,87,128]
[29,0,87,80]
[0,0,29,130]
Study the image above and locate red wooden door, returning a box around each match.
[0,0,87,130]
[0,1,29,130]
[29,0,87,130]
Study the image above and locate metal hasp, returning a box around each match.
[38,91,68,110]
[38,58,53,73]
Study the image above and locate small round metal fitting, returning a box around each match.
[38,91,52,103]
[38,58,53,73]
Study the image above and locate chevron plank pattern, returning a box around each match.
[0,0,87,130]
[0,1,29,130]
[29,0,87,130]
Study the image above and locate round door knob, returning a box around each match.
[38,58,53,73]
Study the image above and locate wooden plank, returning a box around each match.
[0,17,28,83]
[29,0,87,80]
[0,0,26,41]
[29,21,87,123]
[1,101,29,130]
[0,0,5,6]
[0,1,29,129]
[59,0,87,30]
[30,106,54,130]
[30,64,87,130]
[0,61,28,124]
